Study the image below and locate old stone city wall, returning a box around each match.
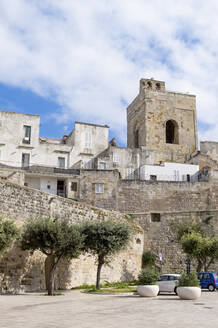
[116,180,218,272]
[0,179,143,293]
[78,170,218,273]
[118,180,218,272]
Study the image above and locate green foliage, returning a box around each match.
[138,268,160,285]
[20,217,84,259]
[178,272,200,287]
[72,281,138,290]
[0,218,19,256]
[173,221,203,241]
[172,220,218,272]
[20,217,84,295]
[87,286,137,293]
[81,220,131,289]
[81,220,131,263]
[142,251,156,267]
[181,231,218,271]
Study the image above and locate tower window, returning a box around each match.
[166,120,179,144]
[156,83,161,90]
[147,81,152,89]
[134,130,139,148]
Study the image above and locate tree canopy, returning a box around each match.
[81,220,131,289]
[20,217,84,295]
[181,231,218,272]
[0,218,18,256]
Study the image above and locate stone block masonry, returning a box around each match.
[0,179,143,293]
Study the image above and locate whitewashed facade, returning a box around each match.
[140,162,199,182]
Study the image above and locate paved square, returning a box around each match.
[0,290,217,328]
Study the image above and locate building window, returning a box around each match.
[85,132,92,148]
[84,160,92,169]
[23,125,31,144]
[187,174,190,182]
[166,120,179,144]
[150,175,157,181]
[151,213,161,222]
[71,182,77,191]
[22,153,30,167]
[126,167,134,179]
[95,183,104,194]
[99,162,106,170]
[58,157,65,168]
[113,154,119,163]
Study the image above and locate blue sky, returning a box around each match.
[0,0,218,146]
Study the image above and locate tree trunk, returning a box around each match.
[48,265,56,296]
[47,254,57,296]
[196,260,202,272]
[204,258,214,272]
[96,259,103,290]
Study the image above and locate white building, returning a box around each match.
[0,110,109,169]
[0,109,201,198]
[140,162,199,182]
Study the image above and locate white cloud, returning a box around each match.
[0,0,218,144]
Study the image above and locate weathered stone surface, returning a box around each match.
[0,180,143,293]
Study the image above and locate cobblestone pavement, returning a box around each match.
[0,290,218,328]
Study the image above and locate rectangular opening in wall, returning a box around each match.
[57,180,65,197]
[58,157,65,168]
[95,183,104,194]
[113,154,119,163]
[23,125,31,144]
[150,175,157,181]
[151,213,161,222]
[126,167,134,179]
[22,153,30,167]
[98,161,106,170]
[85,132,92,149]
[71,182,77,191]
[84,160,92,169]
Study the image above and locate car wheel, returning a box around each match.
[208,284,215,292]
[174,287,178,295]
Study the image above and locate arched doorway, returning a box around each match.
[165,120,179,144]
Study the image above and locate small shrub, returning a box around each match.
[138,269,160,285]
[178,272,200,287]
[142,251,156,267]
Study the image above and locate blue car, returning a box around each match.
[198,272,218,291]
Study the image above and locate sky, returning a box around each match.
[0,0,218,146]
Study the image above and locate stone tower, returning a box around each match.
[127,78,198,162]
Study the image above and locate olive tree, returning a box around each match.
[20,217,84,295]
[81,220,131,289]
[181,231,218,272]
[0,218,18,256]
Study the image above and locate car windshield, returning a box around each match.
[214,273,218,279]
[159,275,168,281]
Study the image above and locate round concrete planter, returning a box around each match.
[177,287,201,300]
[137,285,159,297]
